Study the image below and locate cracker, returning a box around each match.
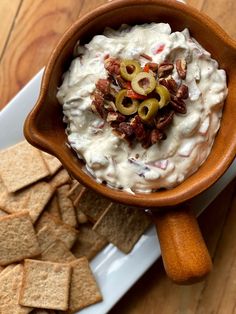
[41,152,62,175]
[31,310,56,314]
[93,203,151,253]
[0,178,6,196]
[0,179,29,214]
[0,180,54,223]
[72,223,107,260]
[57,185,77,227]
[26,182,54,223]
[0,141,50,193]
[68,257,102,313]
[67,180,83,202]
[0,264,16,278]
[40,240,76,263]
[49,169,71,189]
[19,259,71,310]
[0,208,8,217]
[0,212,41,265]
[45,194,61,219]
[36,225,58,253]
[75,188,111,222]
[36,212,78,249]
[0,264,32,314]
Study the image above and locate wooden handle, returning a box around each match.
[153,207,212,284]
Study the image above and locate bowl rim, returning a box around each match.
[24,0,236,208]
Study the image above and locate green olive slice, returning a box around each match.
[131,72,156,96]
[120,59,142,81]
[138,98,159,122]
[155,85,171,108]
[115,89,139,115]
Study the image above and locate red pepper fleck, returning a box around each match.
[124,81,132,89]
[143,64,150,72]
[126,89,147,100]
[155,44,165,54]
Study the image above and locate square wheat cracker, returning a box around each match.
[0,264,18,279]
[31,310,56,314]
[41,151,62,175]
[0,212,40,265]
[0,181,54,223]
[49,169,71,189]
[45,194,61,219]
[93,203,151,253]
[74,188,111,222]
[19,259,71,310]
[40,240,76,263]
[0,209,8,217]
[0,264,32,314]
[57,185,77,227]
[67,257,102,313]
[36,225,58,253]
[0,141,50,193]
[0,177,29,213]
[35,212,78,249]
[67,180,83,202]
[72,223,107,260]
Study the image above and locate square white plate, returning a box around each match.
[0,69,236,314]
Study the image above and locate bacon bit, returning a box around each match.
[107,112,126,123]
[143,64,150,72]
[150,129,166,144]
[140,53,153,61]
[130,115,146,141]
[142,130,152,149]
[104,57,120,75]
[126,89,147,100]
[118,122,134,137]
[96,79,110,95]
[155,44,165,54]
[91,91,106,119]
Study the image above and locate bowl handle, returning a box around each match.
[152,207,212,284]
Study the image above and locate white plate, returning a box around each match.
[0,69,236,314]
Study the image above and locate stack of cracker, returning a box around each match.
[0,140,151,313]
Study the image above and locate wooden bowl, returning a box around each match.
[24,0,236,284]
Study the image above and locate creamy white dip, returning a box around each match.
[57,23,227,193]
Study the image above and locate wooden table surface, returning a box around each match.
[1,1,236,313]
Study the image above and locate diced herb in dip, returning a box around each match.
[57,23,227,193]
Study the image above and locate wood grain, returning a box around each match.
[0,0,22,58]
[188,0,236,40]
[1,0,236,313]
[0,0,104,109]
